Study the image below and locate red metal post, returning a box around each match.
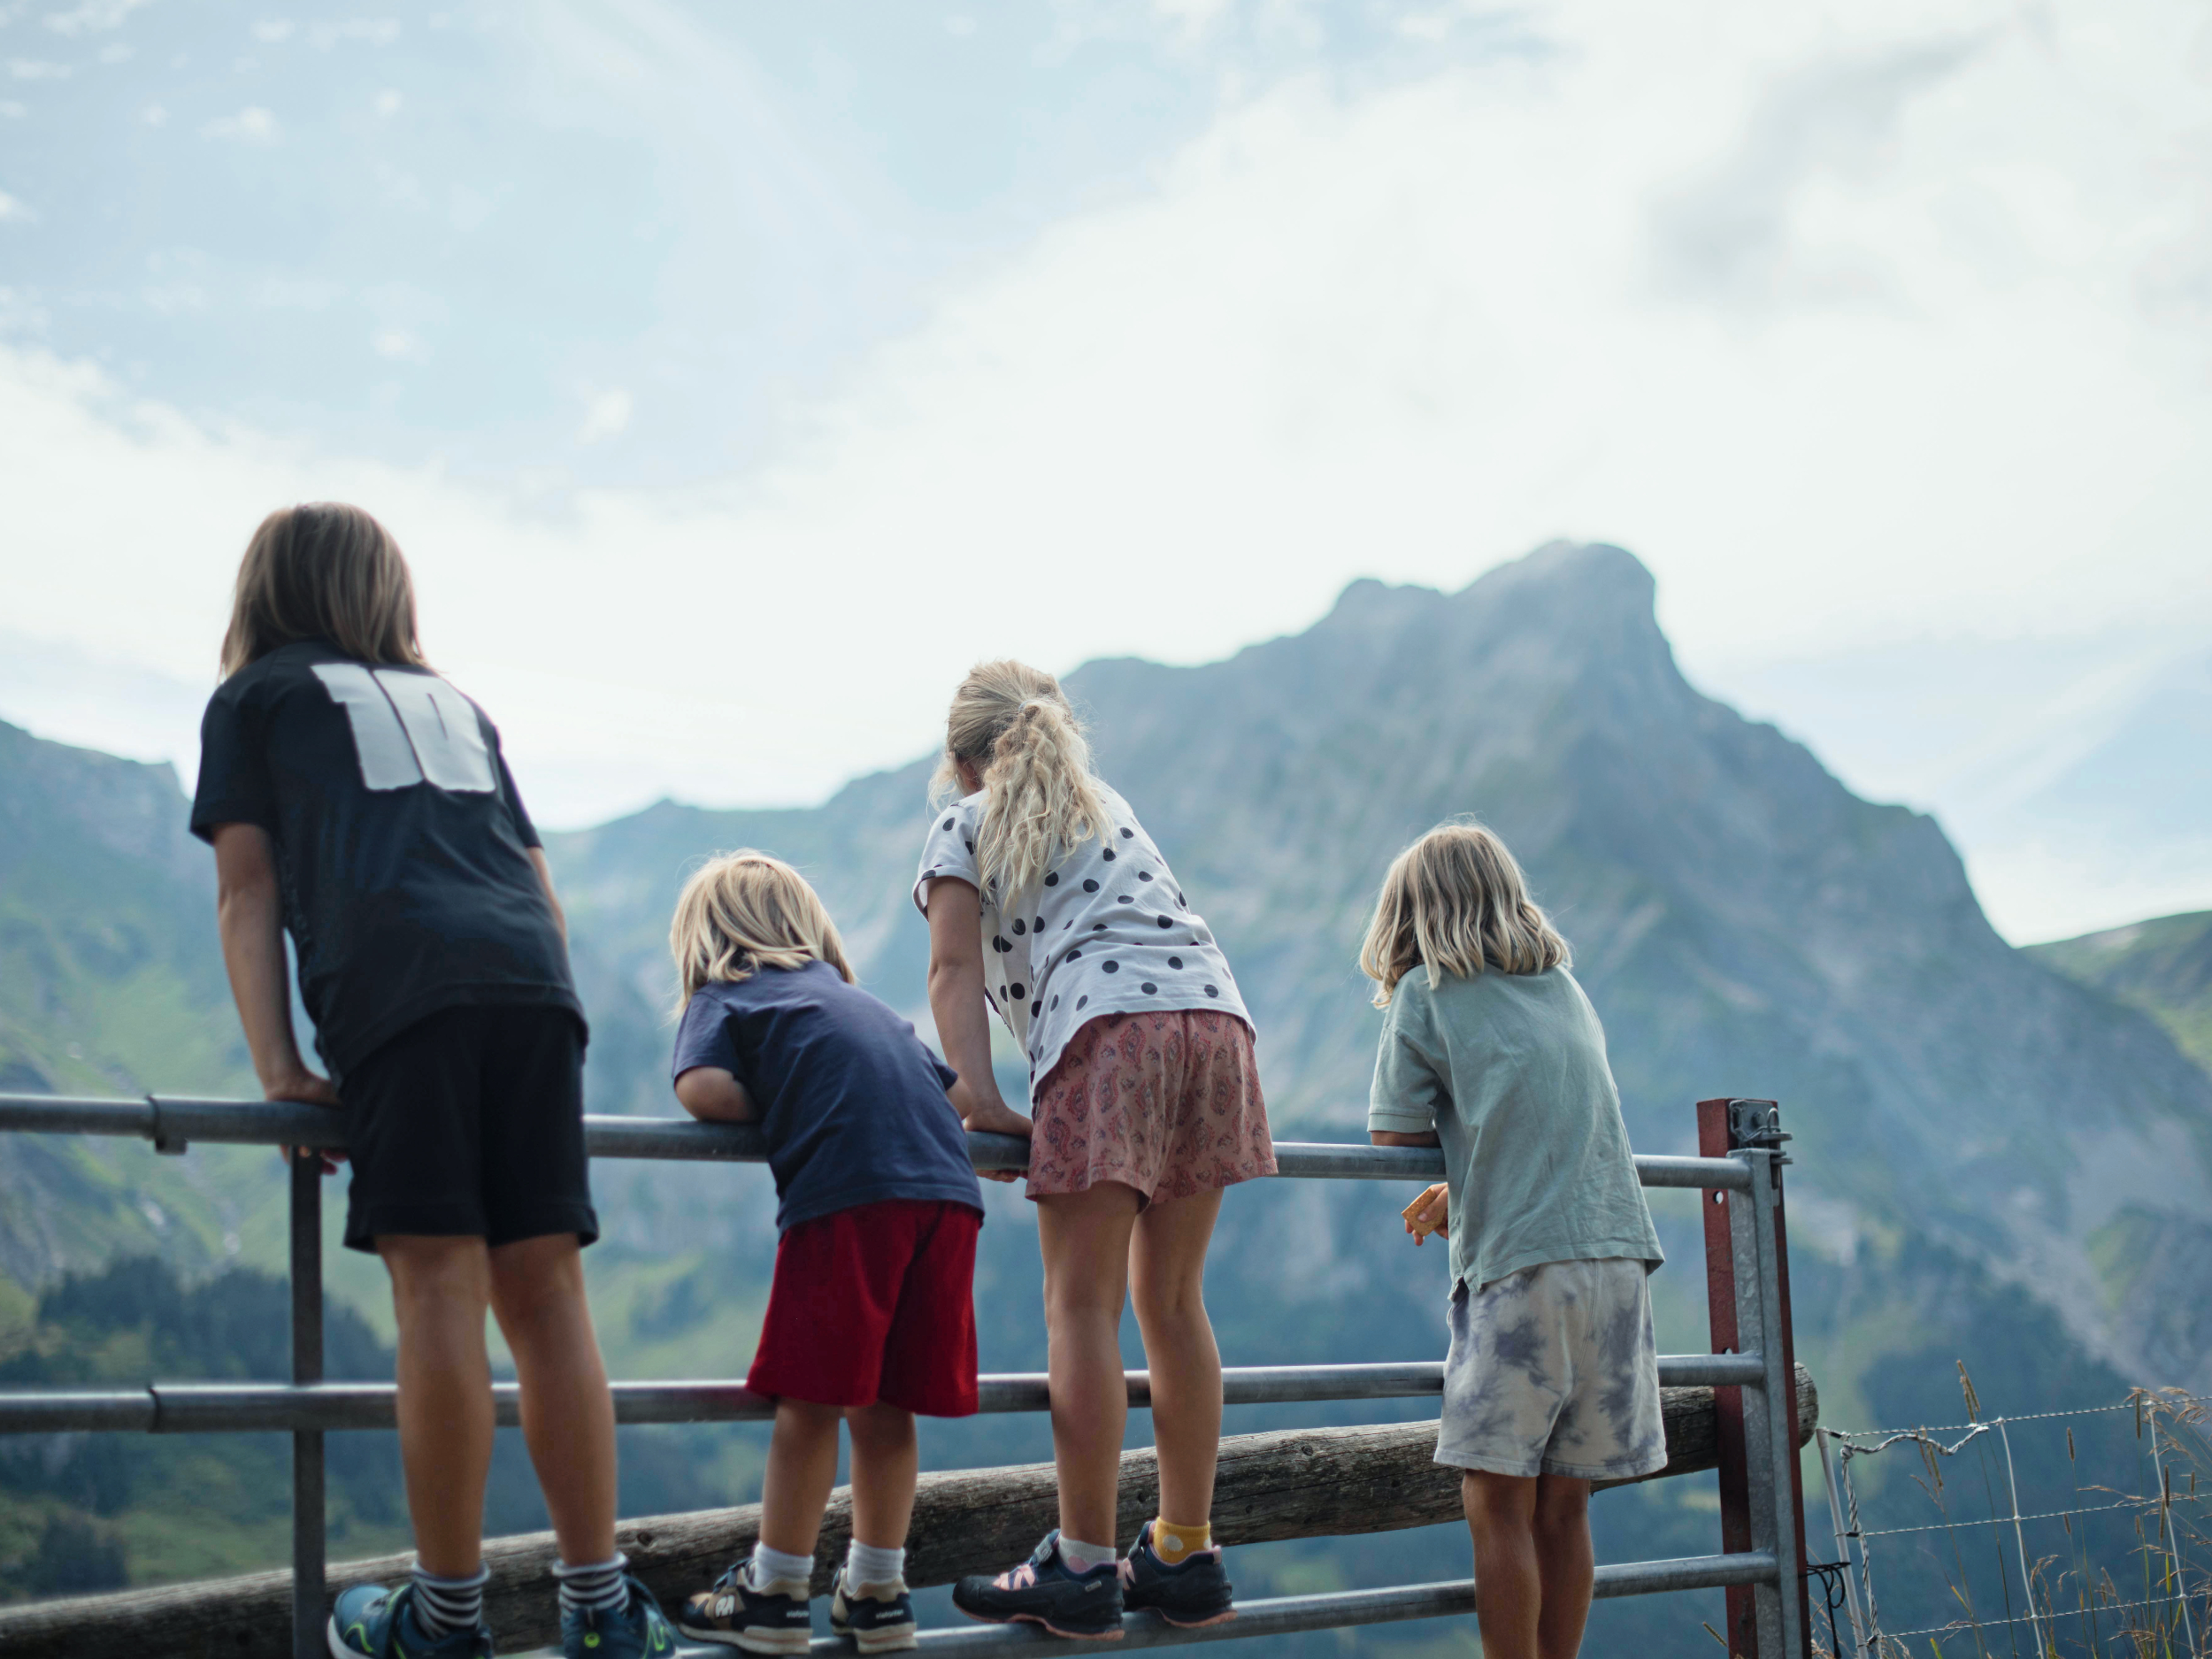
[1699,1098,1756,1657]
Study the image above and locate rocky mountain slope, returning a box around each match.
[550,541,2212,1392]
[3,541,2205,1648]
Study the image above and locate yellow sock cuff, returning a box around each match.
[1151,1519,1212,1564]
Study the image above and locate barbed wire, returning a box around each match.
[1823,1386,2210,1658]
[1882,1591,2196,1643]
[1854,1494,2153,1541]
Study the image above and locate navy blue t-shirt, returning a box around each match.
[671,959,984,1234]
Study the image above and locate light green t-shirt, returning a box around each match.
[1367,964,1663,1297]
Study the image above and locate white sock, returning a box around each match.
[749,1541,815,1589]
[1058,1535,1117,1575]
[844,1540,906,1591]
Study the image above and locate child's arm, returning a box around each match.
[924,878,1033,1145]
[212,825,339,1169]
[673,1066,755,1122]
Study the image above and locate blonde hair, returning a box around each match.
[670,851,856,1005]
[1358,820,1571,1006]
[932,660,1109,902]
[220,503,426,679]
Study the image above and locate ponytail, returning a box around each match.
[933,660,1109,902]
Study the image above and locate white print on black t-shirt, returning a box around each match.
[311,664,495,794]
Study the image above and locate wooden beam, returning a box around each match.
[0,1367,1815,1659]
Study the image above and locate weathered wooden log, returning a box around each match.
[0,1367,1814,1659]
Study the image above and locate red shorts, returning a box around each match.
[747,1198,982,1417]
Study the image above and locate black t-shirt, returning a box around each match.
[189,640,581,1076]
[671,959,984,1234]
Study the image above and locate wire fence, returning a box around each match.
[1816,1379,2211,1658]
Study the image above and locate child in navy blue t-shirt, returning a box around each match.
[666,851,983,1655]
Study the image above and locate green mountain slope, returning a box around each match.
[2030,910,2212,1079]
[3,541,2204,1653]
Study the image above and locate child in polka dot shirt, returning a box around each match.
[914,659,1275,1639]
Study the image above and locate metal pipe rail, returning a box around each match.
[0,1353,1769,1435]
[0,1089,1804,1659]
[748,1552,1783,1655]
[0,1094,1755,1188]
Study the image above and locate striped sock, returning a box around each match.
[411,1563,488,1639]
[555,1554,630,1621]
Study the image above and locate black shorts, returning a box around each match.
[341,1004,598,1254]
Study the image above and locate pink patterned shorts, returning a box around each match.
[1026,1010,1276,1204]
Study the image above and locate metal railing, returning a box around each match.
[0,1092,1809,1657]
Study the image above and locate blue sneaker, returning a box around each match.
[952,1531,1124,1640]
[564,1575,678,1659]
[326,1582,490,1659]
[1118,1520,1234,1627]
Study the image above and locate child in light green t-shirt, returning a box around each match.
[1361,820,1664,1659]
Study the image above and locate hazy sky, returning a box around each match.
[2,0,2207,941]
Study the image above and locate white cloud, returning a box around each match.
[139,100,163,124]
[309,17,399,50]
[0,191,35,224]
[576,388,633,445]
[371,326,427,361]
[250,18,296,43]
[0,0,2208,899]
[42,0,148,35]
[8,58,71,79]
[373,86,400,116]
[0,102,25,118]
[202,105,278,142]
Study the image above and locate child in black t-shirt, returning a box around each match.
[189,503,672,1659]
[664,851,984,1655]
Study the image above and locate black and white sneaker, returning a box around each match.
[675,1561,812,1655]
[952,1531,1125,1640]
[1118,1521,1234,1628]
[830,1571,918,1652]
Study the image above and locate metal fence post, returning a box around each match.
[1739,1143,1808,1658]
[290,1150,326,1659]
[1699,1099,1756,1655]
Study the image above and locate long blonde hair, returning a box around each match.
[1358,820,1571,1006]
[932,660,1109,902]
[219,503,426,679]
[670,851,856,1005]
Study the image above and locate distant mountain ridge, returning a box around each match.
[548,541,2212,1388]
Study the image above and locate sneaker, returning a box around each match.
[326,1582,491,1659]
[831,1571,918,1652]
[1118,1520,1235,1628]
[951,1531,1125,1640]
[674,1560,814,1654]
[564,1576,678,1659]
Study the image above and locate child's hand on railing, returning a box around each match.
[1402,1183,1448,1244]
[951,1080,1033,1182]
[270,1067,343,1174]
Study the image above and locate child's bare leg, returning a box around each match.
[488,1232,618,1568]
[759,1398,844,1559]
[1462,1470,1541,1659]
[1036,1181,1142,1548]
[1129,1187,1224,1526]
[380,1235,495,1577]
[844,1403,918,1551]
[1531,1474,1594,1659]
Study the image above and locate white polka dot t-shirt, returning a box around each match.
[911,784,1252,1087]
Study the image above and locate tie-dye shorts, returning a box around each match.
[1434,1256,1668,1481]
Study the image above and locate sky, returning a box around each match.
[1,0,2208,942]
